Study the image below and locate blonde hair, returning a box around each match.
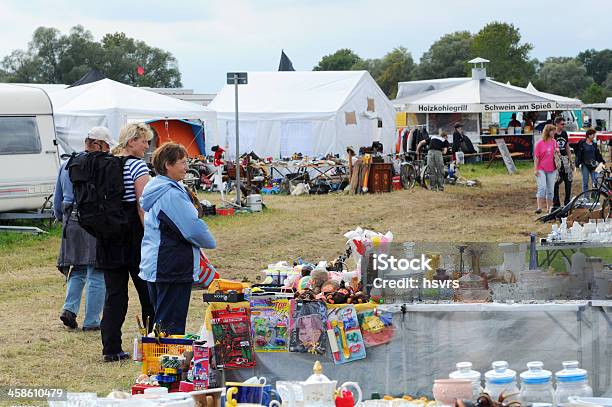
[111,123,154,155]
[542,124,555,141]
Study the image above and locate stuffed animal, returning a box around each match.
[295,288,317,301]
[309,269,330,295]
[320,279,340,295]
[347,290,368,304]
[329,288,350,304]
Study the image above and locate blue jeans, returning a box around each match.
[581,165,600,192]
[62,265,106,328]
[536,170,556,200]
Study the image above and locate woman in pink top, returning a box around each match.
[533,124,559,214]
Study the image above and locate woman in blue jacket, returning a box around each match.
[139,143,216,335]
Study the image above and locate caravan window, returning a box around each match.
[0,117,42,155]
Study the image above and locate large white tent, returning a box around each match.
[394,59,582,113]
[49,79,217,154]
[208,71,396,158]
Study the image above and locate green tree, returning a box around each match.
[1,50,42,82]
[313,48,362,71]
[581,83,609,104]
[577,49,612,85]
[415,31,473,80]
[56,25,105,84]
[471,22,534,85]
[352,57,383,80]
[604,72,612,92]
[533,58,593,98]
[101,32,181,87]
[375,47,415,98]
[1,26,182,87]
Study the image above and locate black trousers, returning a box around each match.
[100,266,155,355]
[553,168,572,207]
[148,281,192,335]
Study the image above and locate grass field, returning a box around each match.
[0,161,595,398]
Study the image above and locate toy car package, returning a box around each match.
[210,307,256,369]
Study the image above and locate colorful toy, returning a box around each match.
[211,307,256,369]
[357,308,395,347]
[192,340,210,390]
[326,305,366,364]
[250,298,290,352]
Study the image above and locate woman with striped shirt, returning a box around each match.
[99,123,155,362]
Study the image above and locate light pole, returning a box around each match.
[226,72,248,206]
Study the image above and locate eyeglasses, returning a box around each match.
[559,123,565,127]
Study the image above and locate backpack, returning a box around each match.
[67,152,129,239]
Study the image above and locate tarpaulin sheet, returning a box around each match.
[225,302,612,398]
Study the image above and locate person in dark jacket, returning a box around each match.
[99,123,155,362]
[54,127,113,331]
[451,123,476,163]
[575,128,606,192]
[139,143,216,335]
[552,117,574,209]
[417,130,449,191]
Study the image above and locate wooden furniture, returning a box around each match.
[368,163,392,193]
[478,143,525,168]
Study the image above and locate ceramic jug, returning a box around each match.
[278,362,362,407]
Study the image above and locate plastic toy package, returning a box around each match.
[289,300,328,355]
[357,308,395,347]
[250,298,290,352]
[210,307,256,369]
[326,305,366,364]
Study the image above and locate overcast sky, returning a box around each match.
[1,0,610,93]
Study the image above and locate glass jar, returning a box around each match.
[520,361,554,407]
[450,361,482,400]
[555,361,593,406]
[484,361,519,402]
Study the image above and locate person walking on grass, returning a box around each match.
[534,124,560,214]
[54,127,113,331]
[98,123,155,362]
[575,128,606,192]
[552,117,574,210]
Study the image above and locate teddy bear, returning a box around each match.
[308,268,330,295]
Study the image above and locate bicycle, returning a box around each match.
[400,150,457,190]
[569,167,612,220]
[399,151,427,189]
[539,167,612,222]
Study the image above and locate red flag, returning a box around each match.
[136,65,145,76]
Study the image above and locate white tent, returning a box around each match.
[394,61,582,113]
[50,79,217,154]
[208,71,396,158]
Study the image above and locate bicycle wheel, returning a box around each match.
[570,189,608,221]
[420,164,432,189]
[400,163,417,189]
[603,195,611,220]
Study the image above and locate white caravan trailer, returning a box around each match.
[0,84,59,213]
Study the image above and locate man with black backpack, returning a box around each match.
[54,127,113,331]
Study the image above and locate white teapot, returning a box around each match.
[277,361,362,407]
